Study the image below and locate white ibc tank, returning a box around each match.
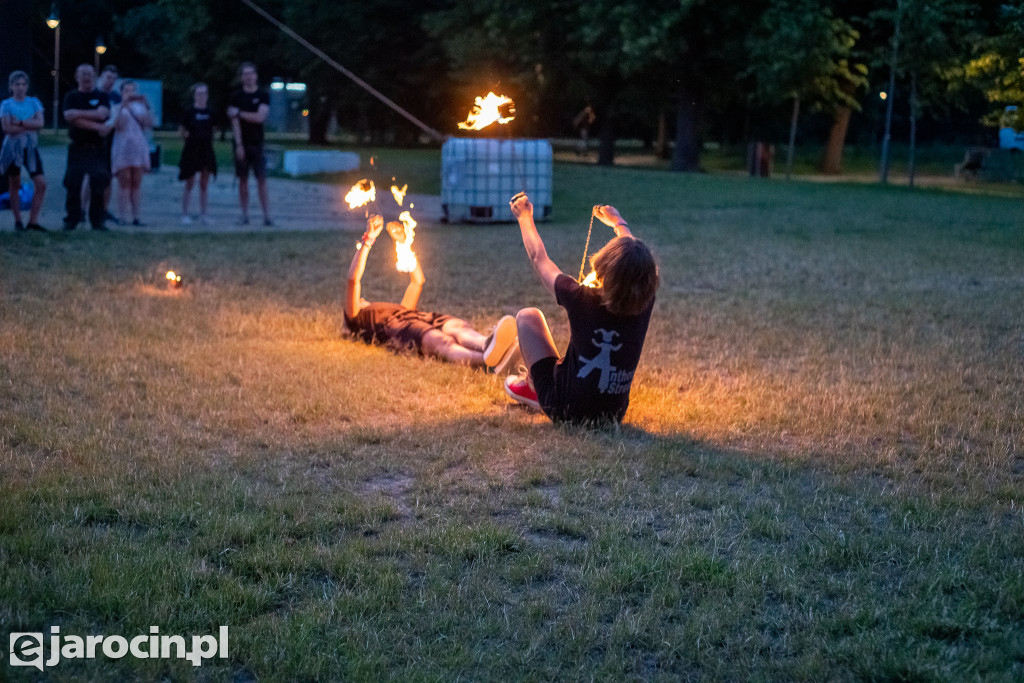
[441,138,553,222]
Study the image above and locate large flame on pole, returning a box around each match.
[345,179,375,209]
[458,92,515,130]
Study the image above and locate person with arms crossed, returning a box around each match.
[227,62,271,226]
[62,64,110,231]
[1,71,47,231]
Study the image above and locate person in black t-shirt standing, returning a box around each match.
[226,62,271,226]
[179,82,217,225]
[506,192,659,425]
[344,214,518,370]
[62,64,111,231]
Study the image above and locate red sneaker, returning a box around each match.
[504,374,539,409]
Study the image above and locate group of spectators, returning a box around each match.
[1,61,272,231]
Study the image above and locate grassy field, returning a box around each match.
[2,160,1023,680]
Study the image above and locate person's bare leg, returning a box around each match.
[116,169,131,221]
[8,176,22,225]
[440,318,488,351]
[198,170,210,217]
[420,329,485,366]
[130,167,143,221]
[182,175,195,216]
[238,177,250,221]
[515,308,559,379]
[28,174,46,224]
[256,176,270,222]
[80,175,90,215]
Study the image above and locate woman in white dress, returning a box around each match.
[109,80,152,226]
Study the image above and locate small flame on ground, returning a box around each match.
[581,271,599,288]
[345,179,375,209]
[394,211,418,272]
[458,92,515,130]
[391,184,408,206]
[166,270,182,288]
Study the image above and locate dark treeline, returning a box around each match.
[5,0,1023,171]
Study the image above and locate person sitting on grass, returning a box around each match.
[345,214,519,369]
[504,192,659,425]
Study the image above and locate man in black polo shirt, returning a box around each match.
[62,64,110,231]
[226,62,272,226]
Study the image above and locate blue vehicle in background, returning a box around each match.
[999,106,1024,151]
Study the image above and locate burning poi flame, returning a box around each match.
[458,92,515,130]
[166,270,182,288]
[392,211,418,273]
[345,179,375,209]
[391,183,408,206]
[581,271,599,288]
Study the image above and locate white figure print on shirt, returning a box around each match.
[577,328,622,393]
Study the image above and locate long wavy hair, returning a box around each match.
[591,236,659,316]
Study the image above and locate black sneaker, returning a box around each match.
[91,223,109,231]
[63,221,77,231]
[105,211,118,222]
[14,221,25,231]
[132,219,144,227]
[26,223,47,232]
[263,218,274,227]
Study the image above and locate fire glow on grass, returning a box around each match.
[392,211,418,272]
[345,179,375,208]
[458,92,515,130]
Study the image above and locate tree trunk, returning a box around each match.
[655,110,669,159]
[820,105,852,174]
[908,71,918,189]
[786,94,800,180]
[671,86,700,172]
[879,0,902,184]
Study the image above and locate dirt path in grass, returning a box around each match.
[9,146,441,234]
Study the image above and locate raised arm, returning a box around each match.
[510,192,563,298]
[345,215,385,319]
[400,260,426,311]
[593,205,633,238]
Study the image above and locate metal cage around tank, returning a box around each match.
[441,138,553,223]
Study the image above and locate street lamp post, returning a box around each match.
[47,9,60,133]
[94,36,107,72]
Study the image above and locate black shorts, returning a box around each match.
[386,310,455,354]
[179,140,217,180]
[234,143,266,180]
[529,356,626,425]
[4,148,44,178]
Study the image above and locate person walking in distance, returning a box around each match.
[62,64,111,231]
[227,62,271,226]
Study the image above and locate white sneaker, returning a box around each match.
[180,215,193,225]
[483,315,518,372]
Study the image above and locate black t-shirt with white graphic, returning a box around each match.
[551,273,654,422]
[63,89,110,145]
[228,87,269,146]
[182,106,214,143]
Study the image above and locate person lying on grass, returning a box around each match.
[345,214,518,369]
[505,192,659,425]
